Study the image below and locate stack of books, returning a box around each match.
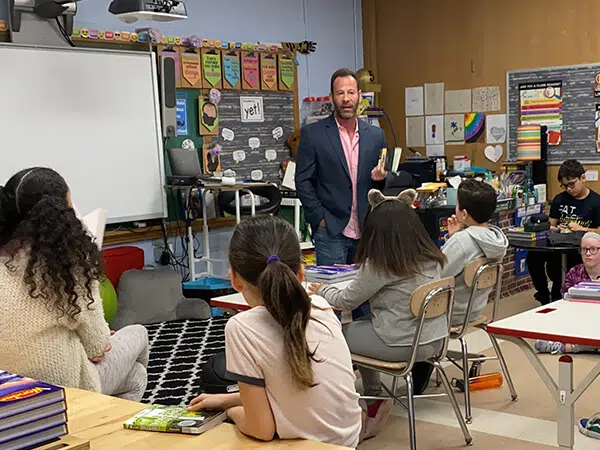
[0,371,68,449]
[505,227,549,246]
[565,282,600,303]
[305,265,358,283]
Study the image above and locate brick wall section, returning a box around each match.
[495,209,533,298]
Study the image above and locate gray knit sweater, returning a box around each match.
[318,261,447,347]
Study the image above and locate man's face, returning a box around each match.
[560,176,585,197]
[330,76,360,120]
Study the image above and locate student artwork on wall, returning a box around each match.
[486,114,507,144]
[222,51,241,90]
[484,145,504,163]
[180,49,202,88]
[241,52,260,90]
[278,55,296,91]
[519,81,563,145]
[464,113,485,143]
[406,116,425,147]
[426,144,444,157]
[405,86,424,116]
[444,114,465,144]
[203,143,222,173]
[260,53,278,91]
[176,93,188,136]
[425,115,444,145]
[201,49,222,89]
[445,89,471,113]
[199,97,219,135]
[472,86,500,112]
[424,83,444,115]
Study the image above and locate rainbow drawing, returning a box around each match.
[464,113,485,143]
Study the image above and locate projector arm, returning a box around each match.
[10,0,79,33]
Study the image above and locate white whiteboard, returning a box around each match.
[0,44,166,223]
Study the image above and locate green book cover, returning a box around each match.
[123,404,226,435]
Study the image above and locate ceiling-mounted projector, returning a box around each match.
[109,0,187,23]
[11,0,80,33]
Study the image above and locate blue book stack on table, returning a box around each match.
[0,371,68,450]
[305,265,359,283]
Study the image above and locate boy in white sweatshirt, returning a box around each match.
[442,179,508,325]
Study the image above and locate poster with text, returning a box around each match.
[595,104,600,152]
[176,95,188,136]
[519,81,562,146]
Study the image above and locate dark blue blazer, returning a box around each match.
[295,114,387,237]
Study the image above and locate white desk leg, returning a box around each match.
[202,189,212,276]
[235,189,241,224]
[294,200,301,238]
[187,221,195,281]
[240,189,256,216]
[557,355,574,449]
[561,253,568,284]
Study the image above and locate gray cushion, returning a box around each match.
[111,267,211,329]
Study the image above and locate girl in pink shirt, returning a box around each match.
[188,216,389,446]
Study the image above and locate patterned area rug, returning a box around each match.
[142,317,228,406]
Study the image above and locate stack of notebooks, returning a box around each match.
[505,227,549,246]
[565,282,600,303]
[305,265,358,283]
[0,371,68,450]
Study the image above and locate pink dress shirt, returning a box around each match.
[336,118,360,240]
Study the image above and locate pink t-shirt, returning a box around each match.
[225,295,362,448]
[336,118,360,240]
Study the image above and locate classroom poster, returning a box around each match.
[176,95,188,136]
[519,81,563,145]
[595,104,600,152]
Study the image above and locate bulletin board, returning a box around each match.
[507,63,600,163]
[213,90,295,182]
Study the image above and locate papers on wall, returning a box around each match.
[426,144,445,157]
[424,82,444,115]
[486,114,507,144]
[484,145,504,163]
[445,89,471,113]
[405,86,424,116]
[444,114,465,144]
[406,116,425,147]
[472,86,501,112]
[425,115,444,145]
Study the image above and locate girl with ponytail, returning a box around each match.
[0,167,149,401]
[188,215,362,447]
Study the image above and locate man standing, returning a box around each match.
[296,68,388,266]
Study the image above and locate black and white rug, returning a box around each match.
[142,316,228,406]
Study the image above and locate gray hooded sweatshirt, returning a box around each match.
[441,225,508,325]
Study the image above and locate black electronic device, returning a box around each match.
[167,175,197,186]
[397,157,441,187]
[523,214,550,233]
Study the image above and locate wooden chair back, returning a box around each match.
[409,277,455,318]
[464,257,499,289]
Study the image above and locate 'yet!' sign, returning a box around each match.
[240,96,265,123]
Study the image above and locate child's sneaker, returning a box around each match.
[535,340,565,354]
[579,413,600,440]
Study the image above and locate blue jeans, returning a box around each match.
[313,226,370,320]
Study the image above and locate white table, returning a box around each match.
[486,300,600,449]
[211,280,352,312]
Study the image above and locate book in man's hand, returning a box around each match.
[123,405,226,435]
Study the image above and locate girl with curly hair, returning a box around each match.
[0,167,149,401]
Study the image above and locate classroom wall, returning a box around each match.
[362,0,600,195]
[0,0,363,100]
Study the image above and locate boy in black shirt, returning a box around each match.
[527,159,600,304]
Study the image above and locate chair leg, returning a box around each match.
[435,367,442,387]
[488,334,518,401]
[405,373,417,450]
[391,376,398,399]
[433,362,473,446]
[459,337,473,423]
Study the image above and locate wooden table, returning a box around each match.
[487,300,600,450]
[65,388,349,449]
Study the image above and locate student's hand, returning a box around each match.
[110,329,116,336]
[371,161,387,181]
[550,225,560,232]
[188,393,234,411]
[447,215,464,237]
[104,344,112,353]
[567,222,587,232]
[308,283,325,295]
